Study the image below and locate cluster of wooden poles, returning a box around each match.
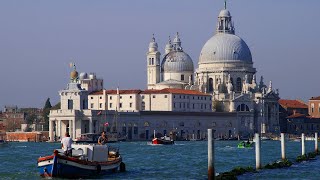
[207,129,319,180]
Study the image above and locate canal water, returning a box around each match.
[0,140,319,179]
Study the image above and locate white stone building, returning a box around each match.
[49,3,280,141]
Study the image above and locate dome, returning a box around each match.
[199,33,252,64]
[219,9,231,17]
[79,72,88,80]
[70,70,78,80]
[161,51,194,72]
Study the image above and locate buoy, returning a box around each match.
[120,162,126,172]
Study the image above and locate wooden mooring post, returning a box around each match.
[281,133,286,160]
[301,133,305,156]
[315,132,318,153]
[255,133,261,169]
[208,129,215,180]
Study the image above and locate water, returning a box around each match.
[0,140,319,179]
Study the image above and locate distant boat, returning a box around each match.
[151,130,174,145]
[237,141,254,148]
[74,133,100,143]
[37,144,125,178]
[261,136,271,141]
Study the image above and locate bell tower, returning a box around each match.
[147,34,161,89]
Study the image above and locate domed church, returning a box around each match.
[146,3,280,135]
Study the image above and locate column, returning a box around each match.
[57,120,61,139]
[69,120,72,137]
[49,120,53,142]
[73,119,76,140]
[281,133,286,160]
[89,118,93,133]
[255,133,261,169]
[302,133,305,156]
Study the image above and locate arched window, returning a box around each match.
[236,104,250,112]
[236,77,242,92]
[208,78,214,92]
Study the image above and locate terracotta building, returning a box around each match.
[309,96,320,118]
[278,99,308,133]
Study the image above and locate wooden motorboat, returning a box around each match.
[37,144,125,178]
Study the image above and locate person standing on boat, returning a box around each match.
[98,131,108,145]
[61,132,73,156]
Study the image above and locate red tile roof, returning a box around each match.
[105,90,142,94]
[89,88,208,96]
[287,113,306,118]
[141,88,208,96]
[278,99,308,109]
[89,89,142,95]
[310,96,320,100]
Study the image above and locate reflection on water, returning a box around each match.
[0,140,318,179]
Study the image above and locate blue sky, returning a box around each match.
[0,0,319,108]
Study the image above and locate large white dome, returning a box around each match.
[161,51,194,73]
[199,33,252,64]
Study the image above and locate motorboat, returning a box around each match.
[237,141,254,148]
[37,144,125,178]
[152,136,174,145]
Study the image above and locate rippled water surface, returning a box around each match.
[0,140,319,179]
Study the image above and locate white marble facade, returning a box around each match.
[49,4,280,141]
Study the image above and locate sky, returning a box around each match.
[0,0,319,109]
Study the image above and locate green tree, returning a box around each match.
[51,102,61,110]
[42,98,52,131]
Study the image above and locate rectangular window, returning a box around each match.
[174,103,176,108]
[153,95,156,98]
[183,96,185,99]
[100,96,102,99]
[142,95,145,99]
[99,103,102,108]
[204,104,207,109]
[90,103,94,108]
[109,103,112,108]
[68,99,73,109]
[181,74,184,81]
[110,96,112,100]
[164,95,167,98]
[201,104,203,109]
[130,96,132,99]
[120,103,122,108]
[91,97,93,99]
[193,104,195,109]
[120,96,122,99]
[130,103,132,107]
[134,127,138,135]
[174,95,176,98]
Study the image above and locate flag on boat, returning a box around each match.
[104,122,109,126]
[97,111,102,115]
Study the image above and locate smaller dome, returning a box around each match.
[219,9,231,17]
[161,51,194,72]
[70,70,78,80]
[79,72,88,80]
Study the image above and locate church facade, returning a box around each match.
[49,4,280,141]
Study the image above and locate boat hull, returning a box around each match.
[38,154,122,178]
[152,138,174,145]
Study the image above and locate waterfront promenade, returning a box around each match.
[0,140,319,179]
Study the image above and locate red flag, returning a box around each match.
[97,111,102,116]
[104,122,109,126]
